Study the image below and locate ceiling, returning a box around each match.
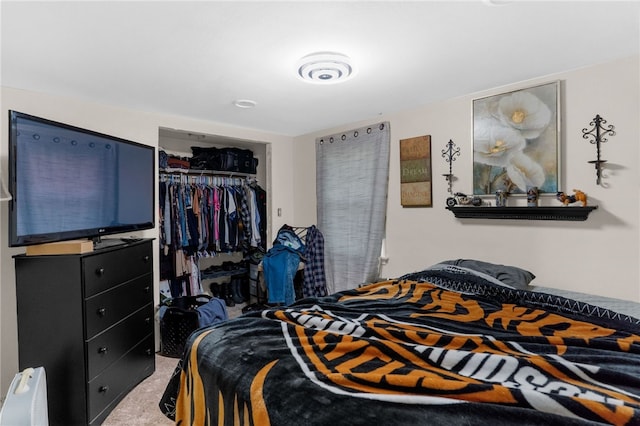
[2,1,639,138]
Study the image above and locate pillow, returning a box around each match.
[425,263,516,289]
[438,259,535,290]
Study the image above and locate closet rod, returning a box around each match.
[159,167,253,178]
[159,174,259,188]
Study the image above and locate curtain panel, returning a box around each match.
[316,122,390,293]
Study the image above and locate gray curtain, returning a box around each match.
[316,122,390,293]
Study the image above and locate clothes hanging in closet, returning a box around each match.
[159,176,267,294]
[159,177,265,254]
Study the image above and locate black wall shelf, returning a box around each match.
[446,206,598,221]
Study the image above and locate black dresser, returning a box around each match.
[14,239,155,425]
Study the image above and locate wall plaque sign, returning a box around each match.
[400,135,432,207]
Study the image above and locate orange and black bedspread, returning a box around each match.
[160,271,640,425]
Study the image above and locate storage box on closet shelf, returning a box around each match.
[158,148,258,177]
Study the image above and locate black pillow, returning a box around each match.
[439,259,535,290]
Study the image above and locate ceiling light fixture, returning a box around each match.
[297,51,354,84]
[234,99,257,109]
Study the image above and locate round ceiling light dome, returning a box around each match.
[297,52,355,84]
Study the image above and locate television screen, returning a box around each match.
[9,110,155,247]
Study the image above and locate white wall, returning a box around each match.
[293,55,640,301]
[0,87,295,395]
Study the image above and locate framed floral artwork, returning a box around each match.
[472,81,560,196]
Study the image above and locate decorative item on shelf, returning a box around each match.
[495,190,509,207]
[446,192,482,208]
[526,186,539,207]
[556,189,588,207]
[441,139,460,194]
[582,114,615,185]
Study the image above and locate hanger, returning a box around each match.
[280,224,309,242]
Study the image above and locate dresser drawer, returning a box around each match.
[85,275,152,338]
[83,242,152,298]
[87,335,155,425]
[86,304,153,381]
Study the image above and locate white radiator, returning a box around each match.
[0,367,48,426]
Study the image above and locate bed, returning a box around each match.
[159,260,640,425]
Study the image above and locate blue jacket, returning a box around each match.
[262,245,301,305]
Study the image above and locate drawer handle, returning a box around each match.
[97,308,107,317]
[98,347,108,355]
[145,317,151,325]
[99,385,109,393]
[143,255,150,263]
[145,348,153,356]
[95,267,105,277]
[144,286,151,293]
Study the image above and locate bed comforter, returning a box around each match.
[160,269,640,425]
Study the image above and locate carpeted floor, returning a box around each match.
[103,302,246,425]
[102,354,178,426]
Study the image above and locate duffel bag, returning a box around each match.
[190,146,224,170]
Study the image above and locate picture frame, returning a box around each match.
[472,81,560,197]
[400,135,432,207]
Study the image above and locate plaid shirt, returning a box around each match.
[302,226,328,297]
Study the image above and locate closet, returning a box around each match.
[158,128,269,307]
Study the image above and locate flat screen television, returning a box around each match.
[8,110,155,247]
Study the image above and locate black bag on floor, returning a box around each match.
[159,294,211,358]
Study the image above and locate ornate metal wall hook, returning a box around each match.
[441,139,460,193]
[582,114,615,185]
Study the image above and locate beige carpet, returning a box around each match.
[103,354,178,426]
[103,303,246,425]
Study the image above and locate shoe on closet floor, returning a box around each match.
[222,282,235,307]
[209,282,222,298]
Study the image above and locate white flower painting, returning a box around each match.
[473,81,559,196]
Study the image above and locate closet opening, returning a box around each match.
[157,127,271,314]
